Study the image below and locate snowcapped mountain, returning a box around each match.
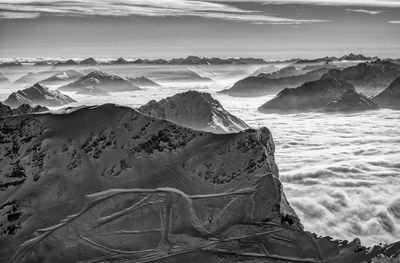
[3,83,76,108]
[58,71,141,93]
[258,76,355,112]
[0,103,397,263]
[138,91,250,133]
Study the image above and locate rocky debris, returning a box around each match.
[58,70,141,92]
[322,89,379,112]
[220,68,330,97]
[258,76,355,112]
[325,59,400,96]
[3,83,76,108]
[373,76,400,109]
[138,90,250,133]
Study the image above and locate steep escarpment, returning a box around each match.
[138,91,250,133]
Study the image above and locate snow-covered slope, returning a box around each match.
[0,104,398,262]
[3,83,76,108]
[138,91,250,133]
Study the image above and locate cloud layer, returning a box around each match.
[0,0,326,24]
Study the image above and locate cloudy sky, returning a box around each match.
[0,0,399,60]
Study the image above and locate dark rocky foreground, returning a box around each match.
[0,104,399,263]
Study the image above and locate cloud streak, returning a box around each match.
[0,0,326,24]
[345,9,383,14]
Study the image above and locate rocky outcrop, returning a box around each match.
[3,83,76,108]
[372,76,400,109]
[220,68,330,97]
[138,91,250,133]
[58,71,141,92]
[322,89,379,112]
[325,59,400,96]
[258,76,355,112]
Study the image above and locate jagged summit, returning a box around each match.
[3,83,76,108]
[58,70,141,93]
[138,90,250,133]
[322,88,379,112]
[258,75,355,112]
[373,76,400,109]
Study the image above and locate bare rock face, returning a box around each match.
[373,76,400,109]
[1,104,399,262]
[3,83,76,108]
[322,89,379,112]
[138,91,250,133]
[258,76,355,113]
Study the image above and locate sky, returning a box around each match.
[0,0,399,60]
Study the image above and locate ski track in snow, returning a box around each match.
[0,64,399,246]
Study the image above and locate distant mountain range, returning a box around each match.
[138,91,250,133]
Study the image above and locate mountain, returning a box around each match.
[58,71,141,92]
[339,53,377,61]
[138,91,250,133]
[0,104,398,263]
[76,85,111,96]
[132,56,267,65]
[79,57,98,65]
[373,76,400,109]
[0,102,12,117]
[258,76,355,112]
[325,59,400,96]
[0,62,24,67]
[144,68,213,83]
[3,83,76,108]
[110,57,129,64]
[126,76,161,87]
[39,70,84,85]
[220,68,330,97]
[322,89,379,112]
[33,61,51,66]
[54,59,78,66]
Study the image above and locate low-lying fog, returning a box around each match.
[1,63,399,246]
